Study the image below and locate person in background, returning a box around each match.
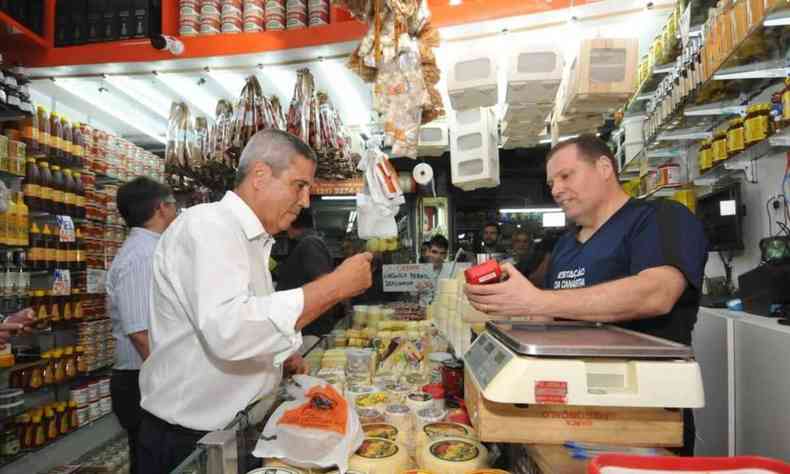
[419,241,431,263]
[342,236,362,259]
[107,177,177,474]
[417,235,449,305]
[479,222,504,253]
[510,228,554,287]
[138,130,373,473]
[465,134,707,455]
[277,208,339,353]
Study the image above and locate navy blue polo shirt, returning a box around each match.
[545,199,709,345]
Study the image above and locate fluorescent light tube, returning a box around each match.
[499,208,563,214]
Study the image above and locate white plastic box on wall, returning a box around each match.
[447,50,499,111]
[450,107,500,190]
[504,103,552,126]
[418,122,449,157]
[506,44,564,105]
[622,114,646,145]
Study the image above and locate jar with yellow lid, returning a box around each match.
[31,414,46,448]
[64,346,77,379]
[56,403,69,435]
[75,346,88,373]
[53,349,66,383]
[41,353,55,387]
[712,129,728,163]
[745,103,771,146]
[44,406,58,442]
[726,117,745,156]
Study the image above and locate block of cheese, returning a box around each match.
[348,437,412,474]
[419,437,488,474]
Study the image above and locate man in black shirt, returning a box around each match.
[277,209,340,348]
[465,135,708,455]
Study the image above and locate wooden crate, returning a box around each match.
[731,1,750,46]
[464,370,683,447]
[562,39,639,116]
[518,445,675,474]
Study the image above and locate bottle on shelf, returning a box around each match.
[51,112,63,167]
[40,352,53,387]
[20,108,40,158]
[24,158,41,213]
[63,169,75,218]
[16,414,30,450]
[29,221,43,271]
[63,346,77,378]
[31,413,46,448]
[68,401,79,430]
[48,291,61,323]
[73,172,86,219]
[53,349,66,383]
[75,345,87,373]
[72,289,83,320]
[73,124,85,169]
[44,406,58,442]
[56,403,70,435]
[38,161,53,214]
[5,193,19,247]
[42,223,56,272]
[36,106,50,159]
[33,289,48,327]
[62,118,73,168]
[16,192,29,247]
[51,166,65,216]
[2,251,16,314]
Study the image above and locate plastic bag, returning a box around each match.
[165,102,193,169]
[253,375,364,473]
[287,68,322,151]
[355,147,404,240]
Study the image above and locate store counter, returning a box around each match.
[512,445,674,474]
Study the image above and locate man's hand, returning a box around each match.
[333,252,374,299]
[465,263,547,317]
[0,308,36,349]
[284,353,309,376]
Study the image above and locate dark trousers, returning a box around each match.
[110,370,142,474]
[137,410,209,474]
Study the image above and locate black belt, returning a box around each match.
[142,410,210,437]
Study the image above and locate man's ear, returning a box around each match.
[597,155,615,180]
[252,161,273,189]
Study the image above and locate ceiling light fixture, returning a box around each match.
[104,75,172,120]
[52,78,167,144]
[155,72,218,119]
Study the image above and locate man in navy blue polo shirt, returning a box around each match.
[465,134,708,455]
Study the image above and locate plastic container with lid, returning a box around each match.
[712,129,728,163]
[422,384,446,411]
[745,103,771,146]
[726,117,745,156]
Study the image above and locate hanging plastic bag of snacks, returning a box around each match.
[286,68,322,151]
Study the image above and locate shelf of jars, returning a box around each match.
[640,2,790,150]
[694,126,790,185]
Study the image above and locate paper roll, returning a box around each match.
[413,163,433,185]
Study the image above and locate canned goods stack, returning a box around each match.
[221,0,243,33]
[265,0,286,30]
[308,0,329,27]
[243,0,265,32]
[285,0,306,30]
[200,0,222,35]
[179,0,200,36]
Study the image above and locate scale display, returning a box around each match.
[465,332,513,390]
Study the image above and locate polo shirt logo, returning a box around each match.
[554,267,586,289]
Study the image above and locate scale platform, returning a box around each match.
[464,321,704,408]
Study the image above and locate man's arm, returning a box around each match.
[169,221,372,363]
[128,330,151,360]
[466,263,687,322]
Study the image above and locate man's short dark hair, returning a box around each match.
[291,208,315,230]
[546,133,618,176]
[429,235,449,251]
[117,177,173,228]
[512,228,531,240]
[484,222,499,232]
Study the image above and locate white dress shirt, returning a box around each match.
[140,191,304,431]
[107,227,160,370]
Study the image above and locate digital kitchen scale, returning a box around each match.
[463,321,704,408]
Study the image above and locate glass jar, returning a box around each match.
[29,359,45,389]
[76,346,88,373]
[726,117,745,156]
[31,414,46,448]
[34,289,48,324]
[15,414,29,450]
[44,406,58,442]
[42,352,55,386]
[745,103,770,146]
[64,346,77,379]
[53,349,66,384]
[48,291,61,323]
[712,129,728,163]
[56,403,70,435]
[68,401,79,430]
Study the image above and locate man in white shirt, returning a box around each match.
[138,129,373,473]
[107,177,177,474]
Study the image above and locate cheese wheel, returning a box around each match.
[349,437,412,474]
[419,437,488,474]
[415,421,476,455]
[260,459,309,472]
[362,422,400,441]
[470,470,511,474]
[358,407,386,424]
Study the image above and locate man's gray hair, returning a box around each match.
[235,129,317,187]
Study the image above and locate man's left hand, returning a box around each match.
[284,353,309,376]
[465,263,547,317]
[4,309,35,333]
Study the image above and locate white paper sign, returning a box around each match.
[382,264,435,293]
